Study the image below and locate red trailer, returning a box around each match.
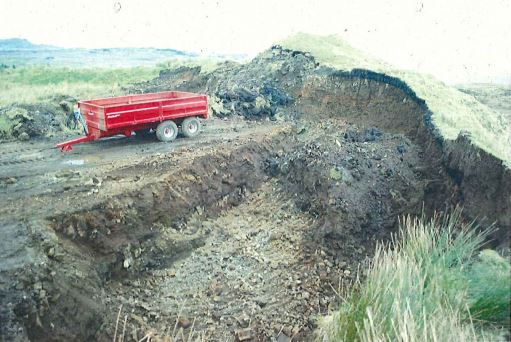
[56,91,208,151]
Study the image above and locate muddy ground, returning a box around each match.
[1,46,510,341]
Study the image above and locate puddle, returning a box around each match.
[63,159,85,166]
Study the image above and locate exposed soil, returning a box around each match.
[0,102,71,141]
[1,46,509,341]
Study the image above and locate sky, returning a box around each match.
[1,0,510,84]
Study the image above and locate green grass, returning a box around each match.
[0,56,229,107]
[457,84,511,123]
[317,210,510,341]
[468,249,511,326]
[280,33,511,167]
[0,65,160,106]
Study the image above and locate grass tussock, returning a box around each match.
[317,209,510,342]
[280,33,511,167]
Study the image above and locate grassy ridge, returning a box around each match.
[280,33,511,167]
[317,210,510,341]
[0,66,160,106]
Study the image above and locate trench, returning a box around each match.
[7,66,510,341]
[23,132,434,340]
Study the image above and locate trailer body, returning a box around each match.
[56,91,208,151]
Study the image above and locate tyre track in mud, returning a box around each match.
[0,144,50,171]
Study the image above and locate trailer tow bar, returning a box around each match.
[55,135,94,151]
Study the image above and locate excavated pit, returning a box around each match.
[1,46,510,341]
[28,126,429,341]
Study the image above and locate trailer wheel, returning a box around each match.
[181,117,201,138]
[156,121,178,142]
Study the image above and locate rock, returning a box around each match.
[296,124,306,134]
[235,313,250,328]
[47,247,55,258]
[362,127,382,142]
[235,327,253,341]
[5,177,17,184]
[53,250,65,262]
[133,248,141,258]
[277,332,292,342]
[39,289,46,299]
[396,144,407,154]
[255,296,268,308]
[209,95,231,117]
[249,96,270,116]
[18,132,30,141]
[344,127,382,142]
[178,317,191,329]
[268,231,283,241]
[329,168,342,181]
[282,327,293,337]
[139,302,152,311]
[130,313,146,326]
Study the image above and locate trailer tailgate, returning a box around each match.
[79,102,106,131]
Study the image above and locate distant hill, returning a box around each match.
[0,38,196,56]
[0,38,57,51]
[0,38,205,68]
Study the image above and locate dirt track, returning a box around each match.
[1,45,510,341]
[0,117,273,216]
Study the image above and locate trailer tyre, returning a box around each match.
[156,121,178,142]
[181,117,201,138]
